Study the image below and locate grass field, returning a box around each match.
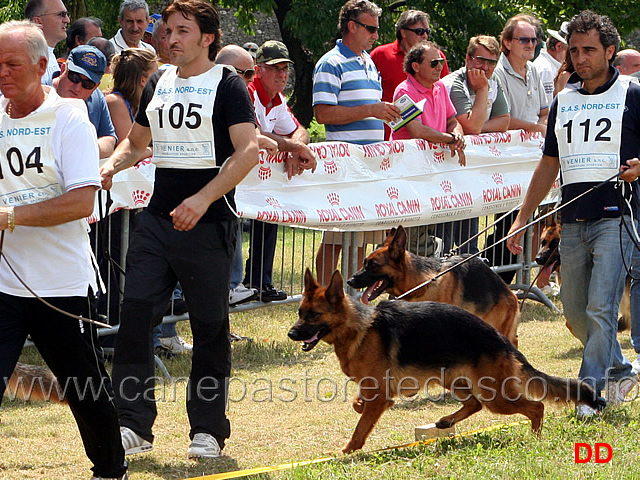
[3,295,640,480]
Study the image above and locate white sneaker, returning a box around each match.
[575,403,599,419]
[188,432,221,458]
[605,376,638,406]
[632,354,640,374]
[120,426,153,455]
[159,335,193,354]
[229,285,259,306]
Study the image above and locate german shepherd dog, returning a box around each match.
[536,217,631,332]
[289,269,603,453]
[347,225,520,347]
[4,363,65,403]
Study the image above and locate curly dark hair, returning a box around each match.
[403,41,440,75]
[566,10,620,64]
[337,0,381,35]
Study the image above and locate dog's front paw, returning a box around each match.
[341,439,363,454]
[435,417,454,429]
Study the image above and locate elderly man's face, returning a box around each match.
[0,33,47,102]
[119,8,149,47]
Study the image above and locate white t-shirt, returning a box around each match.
[533,49,562,107]
[0,89,100,297]
[41,46,60,86]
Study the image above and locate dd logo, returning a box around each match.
[574,443,612,463]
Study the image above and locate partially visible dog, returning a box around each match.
[535,217,631,332]
[347,225,520,347]
[289,269,603,453]
[4,363,65,403]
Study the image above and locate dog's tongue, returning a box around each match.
[538,261,557,285]
[361,284,376,304]
[303,331,320,344]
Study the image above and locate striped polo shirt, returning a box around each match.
[312,40,384,145]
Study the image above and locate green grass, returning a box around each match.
[3,226,639,479]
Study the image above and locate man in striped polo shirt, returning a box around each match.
[312,0,401,145]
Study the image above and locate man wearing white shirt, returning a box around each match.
[109,0,155,54]
[533,22,568,106]
[25,0,70,86]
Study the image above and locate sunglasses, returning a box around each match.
[352,19,379,34]
[244,47,258,53]
[40,10,70,18]
[514,36,538,45]
[427,58,446,68]
[469,55,498,67]
[67,71,96,90]
[403,26,431,36]
[235,67,255,80]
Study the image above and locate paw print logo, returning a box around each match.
[324,159,338,175]
[491,173,504,185]
[135,158,152,168]
[440,180,453,194]
[265,197,281,209]
[489,145,502,157]
[132,189,151,206]
[380,157,391,171]
[386,186,399,200]
[258,165,272,180]
[433,151,445,163]
[327,192,340,207]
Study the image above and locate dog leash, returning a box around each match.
[0,231,112,329]
[394,170,625,301]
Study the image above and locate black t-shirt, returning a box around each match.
[544,68,640,222]
[136,65,256,223]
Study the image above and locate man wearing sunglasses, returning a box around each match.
[370,9,449,139]
[25,0,70,86]
[494,14,548,136]
[54,45,117,158]
[443,35,510,135]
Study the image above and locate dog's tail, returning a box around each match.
[4,362,66,403]
[518,354,604,411]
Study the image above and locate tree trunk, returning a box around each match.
[66,0,87,20]
[273,0,314,127]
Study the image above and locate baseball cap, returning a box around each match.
[547,21,569,45]
[256,41,294,65]
[67,45,107,84]
[242,42,259,59]
[147,13,161,34]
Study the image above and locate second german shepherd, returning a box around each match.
[289,269,603,453]
[4,363,65,403]
[347,225,520,347]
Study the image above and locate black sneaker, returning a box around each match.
[154,345,177,359]
[258,284,288,302]
[165,297,188,316]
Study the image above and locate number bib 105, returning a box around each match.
[146,65,228,169]
[555,77,629,185]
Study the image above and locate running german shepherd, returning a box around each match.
[4,363,65,403]
[347,225,520,347]
[289,269,603,453]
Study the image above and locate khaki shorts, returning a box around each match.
[321,230,386,246]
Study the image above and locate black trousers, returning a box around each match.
[0,292,127,478]
[111,211,235,447]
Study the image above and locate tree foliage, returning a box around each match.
[221,0,640,125]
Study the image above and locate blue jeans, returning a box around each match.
[559,218,634,394]
[629,219,640,355]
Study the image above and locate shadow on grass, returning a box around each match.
[555,345,583,360]
[392,392,460,411]
[127,454,239,480]
[232,339,330,372]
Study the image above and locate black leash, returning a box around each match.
[0,230,112,328]
[394,170,625,301]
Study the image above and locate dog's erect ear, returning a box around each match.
[544,215,558,228]
[326,270,345,305]
[304,268,319,294]
[382,228,397,246]
[388,225,407,261]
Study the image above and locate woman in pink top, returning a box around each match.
[391,41,465,165]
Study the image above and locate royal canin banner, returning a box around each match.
[88,157,156,224]
[236,130,560,231]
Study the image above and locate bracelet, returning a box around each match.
[7,206,15,232]
[447,133,456,144]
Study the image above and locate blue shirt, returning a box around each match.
[312,40,383,145]
[86,88,117,142]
